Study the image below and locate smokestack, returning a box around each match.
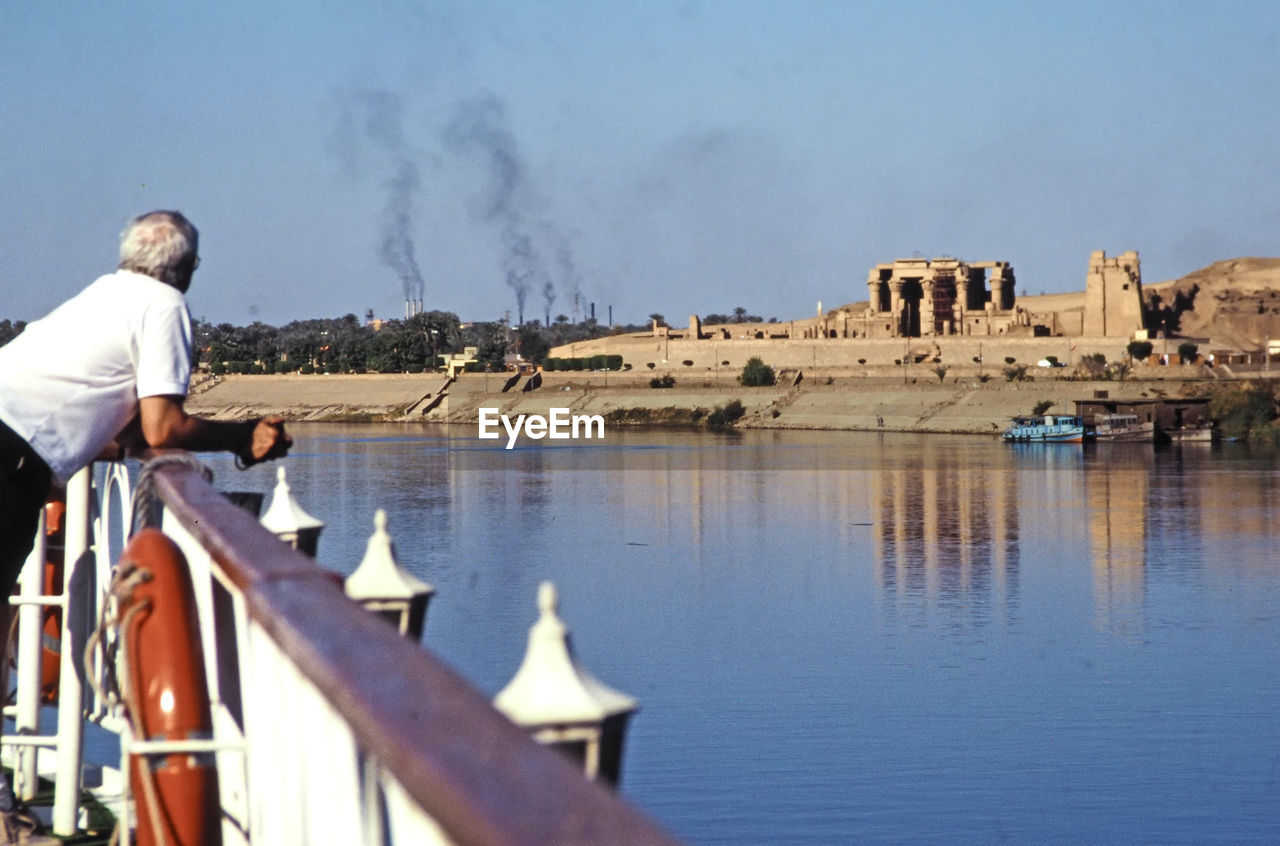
[590,302,595,321]
[405,300,410,320]
[608,305,612,327]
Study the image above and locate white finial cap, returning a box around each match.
[260,466,324,533]
[345,509,434,601]
[494,582,637,727]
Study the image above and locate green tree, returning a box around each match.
[740,357,776,387]
[707,399,746,427]
[1003,364,1028,382]
[366,331,403,373]
[1127,340,1154,361]
[1079,353,1108,379]
[1209,384,1278,440]
[0,319,26,347]
[516,324,551,365]
[1177,342,1199,361]
[207,322,253,364]
[336,333,370,372]
[409,311,462,360]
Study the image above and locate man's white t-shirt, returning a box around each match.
[0,270,193,483]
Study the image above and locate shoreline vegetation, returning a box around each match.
[185,369,1280,444]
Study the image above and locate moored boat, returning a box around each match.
[1164,423,1214,443]
[1093,413,1155,442]
[1002,414,1089,443]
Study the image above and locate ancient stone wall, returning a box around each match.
[1083,250,1146,337]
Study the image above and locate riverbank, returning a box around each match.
[185,370,1228,435]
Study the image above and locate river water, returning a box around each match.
[207,423,1280,845]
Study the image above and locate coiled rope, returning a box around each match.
[129,453,213,534]
[83,559,161,846]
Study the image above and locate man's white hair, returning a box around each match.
[118,210,199,288]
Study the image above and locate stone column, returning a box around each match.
[888,277,903,337]
[867,270,881,314]
[921,276,937,336]
[990,266,1015,310]
[990,276,1006,312]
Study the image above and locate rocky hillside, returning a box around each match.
[1145,258,1280,350]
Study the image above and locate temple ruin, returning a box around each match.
[804,257,1034,340]
[1082,250,1145,337]
[548,249,1155,372]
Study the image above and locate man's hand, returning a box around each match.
[238,417,292,467]
[136,396,293,466]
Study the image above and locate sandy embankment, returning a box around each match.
[185,370,1206,436]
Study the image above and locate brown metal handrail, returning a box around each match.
[149,458,682,846]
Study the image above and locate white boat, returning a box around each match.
[1002,414,1089,443]
[1093,413,1155,442]
[1164,423,1214,443]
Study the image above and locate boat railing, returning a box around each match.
[4,453,681,845]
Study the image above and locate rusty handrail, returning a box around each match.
[149,458,682,846]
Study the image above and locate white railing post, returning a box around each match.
[13,508,47,801]
[88,461,133,727]
[52,466,91,836]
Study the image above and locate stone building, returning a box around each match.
[797,252,1148,342]
[548,249,1154,372]
[1082,250,1146,337]
[805,257,1034,339]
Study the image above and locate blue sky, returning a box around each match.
[2,1,1277,327]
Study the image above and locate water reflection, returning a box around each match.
[868,439,1021,630]
[205,425,1280,844]
[234,426,1278,645]
[1083,446,1152,636]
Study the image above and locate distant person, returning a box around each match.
[0,210,290,838]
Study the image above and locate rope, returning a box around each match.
[129,454,212,534]
[84,558,171,846]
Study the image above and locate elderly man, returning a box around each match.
[0,210,290,839]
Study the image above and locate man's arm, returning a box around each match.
[138,395,292,465]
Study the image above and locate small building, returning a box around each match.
[1074,397,1212,436]
[443,346,479,377]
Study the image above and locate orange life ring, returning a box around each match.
[118,528,221,846]
[39,497,65,704]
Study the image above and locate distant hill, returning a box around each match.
[1145,258,1280,350]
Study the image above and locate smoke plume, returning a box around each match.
[443,91,557,326]
[336,88,426,303]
